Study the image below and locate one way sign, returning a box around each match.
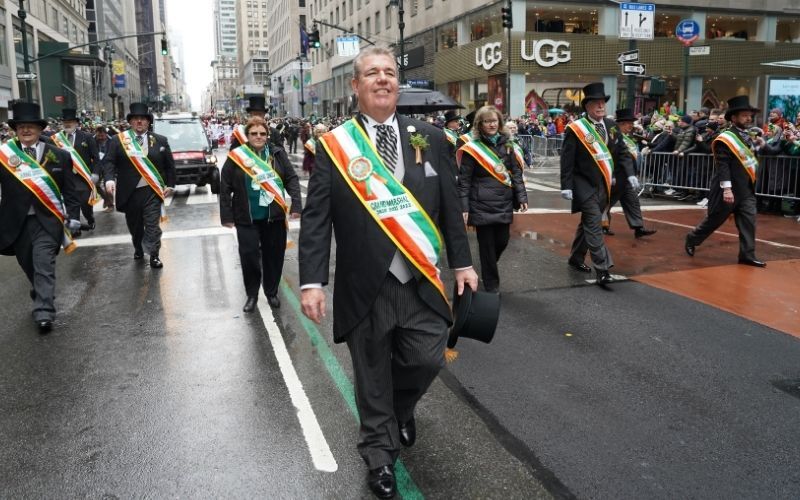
[617,50,640,64]
[621,63,646,76]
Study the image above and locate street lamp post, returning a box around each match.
[389,0,405,84]
[104,44,118,120]
[18,0,33,101]
[298,54,307,118]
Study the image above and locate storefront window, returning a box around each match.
[653,10,686,38]
[526,3,598,34]
[466,7,502,42]
[437,21,457,51]
[776,17,800,42]
[706,13,759,41]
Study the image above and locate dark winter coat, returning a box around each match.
[457,134,527,226]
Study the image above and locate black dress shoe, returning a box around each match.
[367,465,396,499]
[243,296,257,313]
[568,259,592,273]
[398,417,416,447]
[738,258,767,268]
[80,222,96,231]
[267,295,280,308]
[684,236,695,257]
[634,228,657,238]
[596,270,613,286]
[37,320,53,334]
[602,227,615,236]
[149,256,163,268]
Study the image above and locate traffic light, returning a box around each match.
[308,29,321,49]
[501,5,512,29]
[160,38,168,56]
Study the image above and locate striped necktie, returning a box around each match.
[24,147,36,160]
[136,135,145,146]
[375,124,397,173]
[594,121,607,142]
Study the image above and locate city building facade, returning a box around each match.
[266,0,309,117]
[306,0,800,120]
[235,0,269,112]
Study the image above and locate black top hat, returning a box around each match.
[580,82,610,109]
[7,102,48,130]
[614,108,636,122]
[724,95,760,121]
[447,286,501,349]
[126,102,153,122]
[246,96,268,113]
[443,110,461,124]
[61,108,80,121]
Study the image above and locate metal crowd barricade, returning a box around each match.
[639,151,800,202]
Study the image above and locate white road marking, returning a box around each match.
[73,226,235,248]
[644,216,800,250]
[525,182,560,192]
[257,289,338,472]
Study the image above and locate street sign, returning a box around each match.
[675,19,701,45]
[16,72,37,80]
[617,49,640,64]
[689,45,711,56]
[619,3,655,40]
[621,63,646,76]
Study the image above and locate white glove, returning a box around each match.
[91,173,100,184]
[628,176,641,190]
[105,180,116,195]
[561,189,573,201]
[67,219,81,232]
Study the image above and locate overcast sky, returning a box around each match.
[166,0,214,111]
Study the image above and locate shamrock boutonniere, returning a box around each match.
[42,149,58,168]
[407,126,430,164]
[80,141,88,148]
[149,135,156,148]
[609,126,618,141]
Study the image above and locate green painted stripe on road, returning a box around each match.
[281,281,424,500]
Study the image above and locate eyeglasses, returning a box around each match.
[482,119,499,124]
[248,131,268,136]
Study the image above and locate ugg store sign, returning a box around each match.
[476,40,571,71]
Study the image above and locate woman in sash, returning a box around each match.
[301,123,327,177]
[457,105,528,293]
[219,117,302,312]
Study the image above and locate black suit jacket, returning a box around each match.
[58,129,99,206]
[560,117,634,213]
[102,132,176,212]
[712,128,758,202]
[0,140,77,255]
[299,114,473,342]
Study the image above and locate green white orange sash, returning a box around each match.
[319,119,447,301]
[227,144,288,213]
[712,130,758,183]
[458,133,472,144]
[0,141,76,254]
[567,118,614,196]
[444,128,458,146]
[52,131,99,205]
[233,124,247,146]
[622,134,639,161]
[118,130,168,221]
[456,140,513,187]
[304,138,316,155]
[508,140,526,170]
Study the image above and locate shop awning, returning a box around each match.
[761,59,800,69]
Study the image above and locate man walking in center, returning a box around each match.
[299,46,478,498]
[560,82,635,285]
[685,95,767,266]
[103,102,176,268]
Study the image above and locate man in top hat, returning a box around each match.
[102,102,176,268]
[442,110,462,149]
[560,82,635,285]
[229,96,269,150]
[601,108,657,238]
[0,101,78,333]
[299,45,477,498]
[52,108,100,236]
[685,95,768,266]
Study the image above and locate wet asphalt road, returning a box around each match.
[1,150,798,498]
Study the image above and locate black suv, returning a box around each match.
[153,112,220,193]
